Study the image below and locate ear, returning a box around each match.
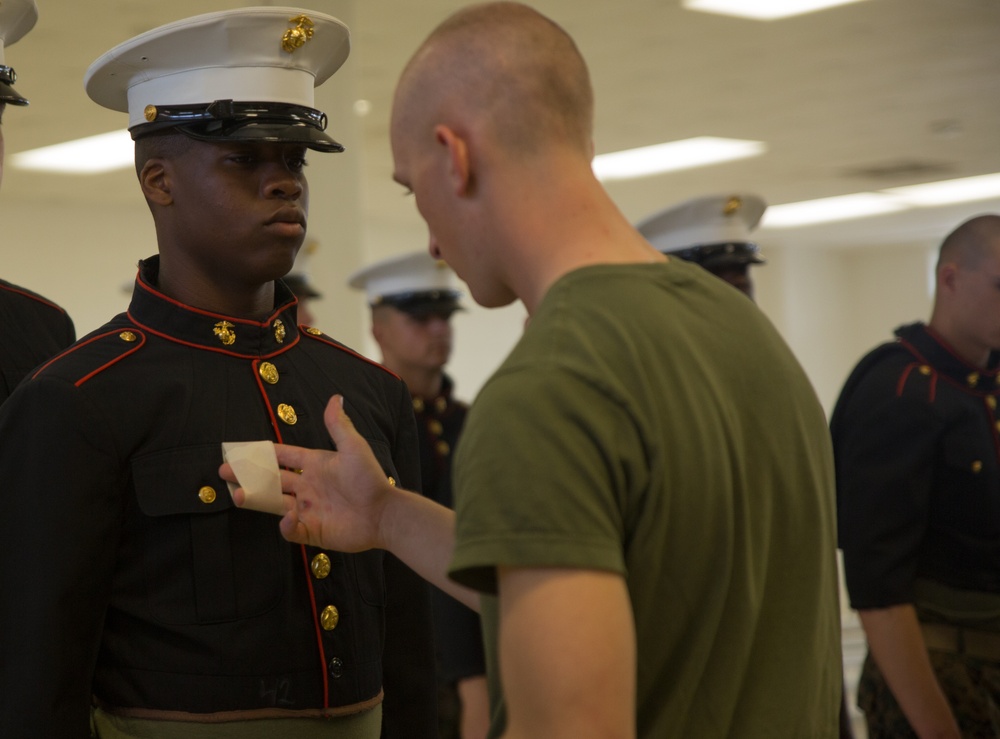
[434,124,473,197]
[139,158,174,206]
[937,261,960,295]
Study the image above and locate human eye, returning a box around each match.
[226,149,256,165]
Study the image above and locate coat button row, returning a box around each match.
[311,553,331,579]
[321,605,340,631]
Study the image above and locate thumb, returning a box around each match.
[323,394,358,449]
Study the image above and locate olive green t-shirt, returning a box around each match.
[450,260,842,738]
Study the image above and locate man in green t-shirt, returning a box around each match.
[223,3,843,737]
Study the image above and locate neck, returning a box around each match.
[490,155,666,315]
[388,364,444,399]
[157,258,276,320]
[928,317,991,369]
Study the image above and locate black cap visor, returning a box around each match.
[0,66,28,106]
[377,291,463,319]
[675,242,765,269]
[130,100,343,153]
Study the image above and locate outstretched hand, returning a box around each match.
[220,395,395,552]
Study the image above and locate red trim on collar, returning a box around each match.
[126,309,300,358]
[135,273,296,328]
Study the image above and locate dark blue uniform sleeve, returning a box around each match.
[832,359,942,610]
[0,377,122,738]
[380,381,439,739]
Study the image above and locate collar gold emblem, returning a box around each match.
[213,321,236,346]
[273,319,286,344]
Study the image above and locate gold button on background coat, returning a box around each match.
[321,605,339,631]
[968,372,980,387]
[972,460,984,474]
[311,553,331,579]
[259,362,279,384]
[988,396,997,411]
[198,486,217,504]
[277,404,297,425]
[428,420,443,436]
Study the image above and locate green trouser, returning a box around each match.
[91,704,382,739]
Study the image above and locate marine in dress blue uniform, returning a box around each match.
[0,0,76,403]
[0,8,436,738]
[833,215,1000,737]
[637,193,766,300]
[350,252,485,739]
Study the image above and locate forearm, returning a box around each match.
[381,487,479,611]
[859,604,960,739]
[457,675,490,739]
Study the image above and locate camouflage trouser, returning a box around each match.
[858,649,1000,738]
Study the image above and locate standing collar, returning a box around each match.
[895,322,1000,392]
[126,255,301,357]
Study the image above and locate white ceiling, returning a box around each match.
[4,0,1000,251]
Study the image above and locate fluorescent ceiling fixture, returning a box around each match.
[763,172,1000,228]
[11,129,134,174]
[763,192,908,228]
[593,137,765,182]
[882,173,1000,206]
[683,0,869,21]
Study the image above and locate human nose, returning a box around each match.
[263,164,305,201]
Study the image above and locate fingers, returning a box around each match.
[279,506,310,545]
[272,442,312,472]
[279,468,305,493]
[219,461,236,484]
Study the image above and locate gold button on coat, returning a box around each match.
[305,327,322,335]
[434,397,447,413]
[988,396,997,411]
[412,397,425,413]
[198,486,217,504]
[968,372,981,387]
[918,365,932,376]
[277,404,298,425]
[972,460,984,474]
[311,553,332,579]
[436,440,451,456]
[119,331,137,342]
[428,420,443,436]
[259,362,279,384]
[321,605,340,631]
[387,476,396,487]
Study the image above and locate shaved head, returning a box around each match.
[937,214,1000,271]
[393,1,594,158]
